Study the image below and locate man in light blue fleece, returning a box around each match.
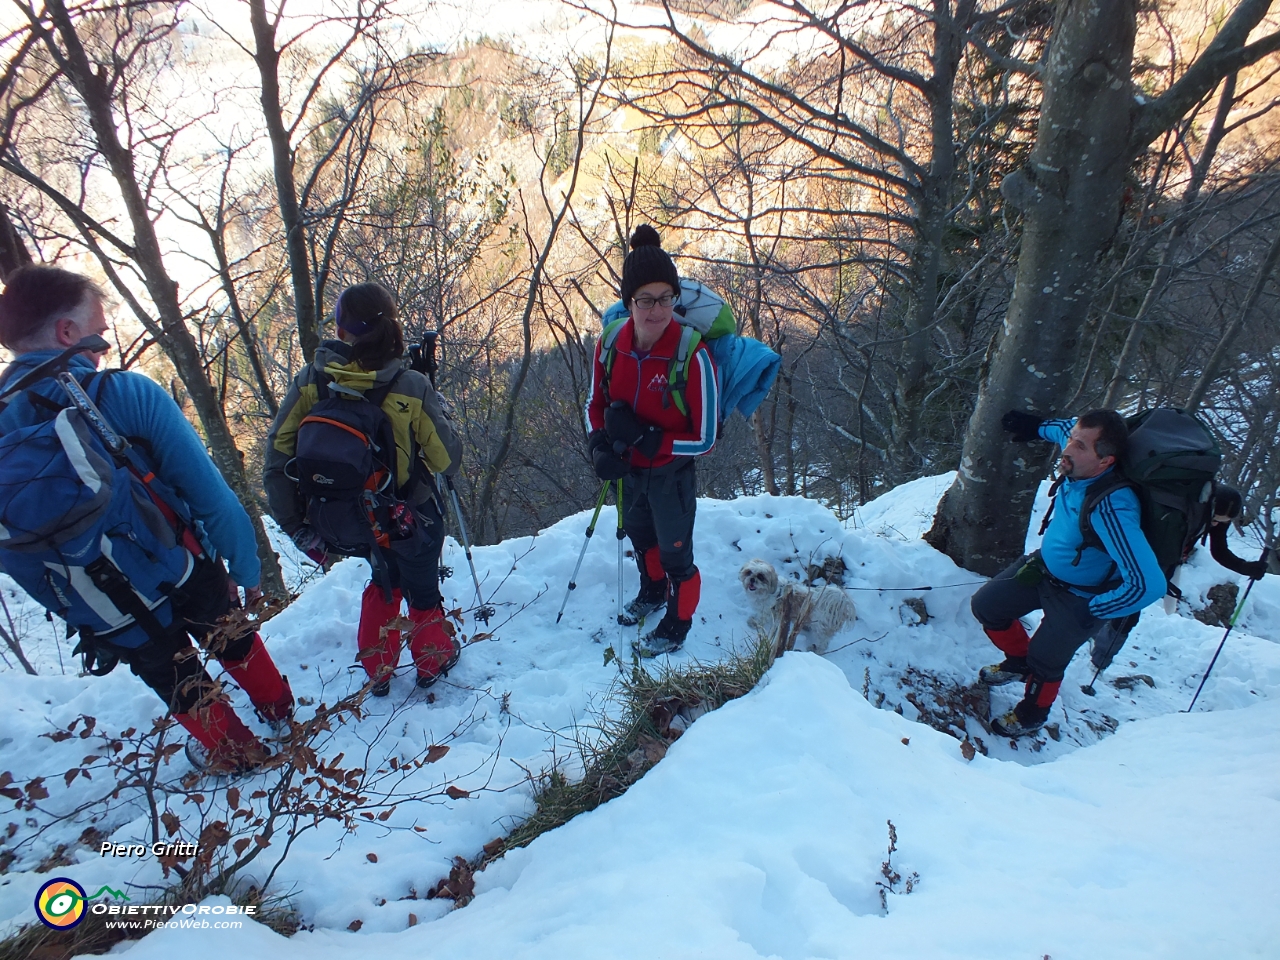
[0,265,292,773]
[970,409,1166,737]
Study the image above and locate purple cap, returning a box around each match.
[334,292,382,336]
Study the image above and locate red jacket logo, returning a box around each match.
[647,373,668,392]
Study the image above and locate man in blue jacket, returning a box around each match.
[0,265,292,773]
[971,409,1165,737]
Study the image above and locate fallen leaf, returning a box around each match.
[901,738,910,746]
[425,745,449,763]
[445,786,470,800]
[408,913,418,927]
[367,853,378,863]
[960,740,976,762]
[348,919,363,932]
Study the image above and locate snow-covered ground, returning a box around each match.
[2,477,1279,957]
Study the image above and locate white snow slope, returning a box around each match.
[2,477,1279,958]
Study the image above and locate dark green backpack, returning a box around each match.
[1077,408,1222,583]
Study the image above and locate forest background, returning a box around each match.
[1,0,1278,601]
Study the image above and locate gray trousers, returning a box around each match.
[970,556,1104,683]
[622,459,697,583]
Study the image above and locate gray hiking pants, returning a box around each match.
[970,556,1104,683]
[622,459,697,583]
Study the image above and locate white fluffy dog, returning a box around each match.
[738,559,857,655]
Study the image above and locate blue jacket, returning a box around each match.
[1038,418,1165,619]
[0,352,261,588]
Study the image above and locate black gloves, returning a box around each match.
[605,401,643,446]
[605,401,663,459]
[1240,560,1268,581]
[587,428,611,456]
[1001,409,1045,443]
[1212,485,1244,521]
[589,428,629,481]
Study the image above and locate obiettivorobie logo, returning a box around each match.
[34,877,130,929]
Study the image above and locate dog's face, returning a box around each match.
[739,559,778,603]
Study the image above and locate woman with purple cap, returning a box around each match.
[263,282,464,697]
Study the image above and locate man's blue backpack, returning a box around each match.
[0,356,196,659]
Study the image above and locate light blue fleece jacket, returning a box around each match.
[1038,418,1166,619]
[0,351,261,588]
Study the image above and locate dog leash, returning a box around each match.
[840,580,986,592]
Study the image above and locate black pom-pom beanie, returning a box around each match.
[620,224,680,305]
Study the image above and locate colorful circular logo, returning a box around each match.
[35,877,87,929]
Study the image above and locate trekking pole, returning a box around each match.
[1186,543,1272,712]
[616,479,625,647]
[1081,665,1104,698]
[443,475,495,625]
[555,481,612,624]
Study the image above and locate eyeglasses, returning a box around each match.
[631,293,675,310]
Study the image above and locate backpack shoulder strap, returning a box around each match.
[599,318,628,403]
[1037,473,1067,536]
[365,369,405,409]
[666,326,701,417]
[1076,471,1136,562]
[601,319,627,370]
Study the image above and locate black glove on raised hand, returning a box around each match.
[1240,560,1269,581]
[605,401,644,447]
[592,445,630,481]
[605,400,664,460]
[1001,409,1045,443]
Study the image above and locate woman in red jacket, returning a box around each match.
[586,225,719,656]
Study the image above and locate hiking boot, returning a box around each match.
[185,737,273,776]
[175,701,272,776]
[371,678,392,698]
[619,577,668,626]
[991,699,1050,738]
[636,612,691,658]
[979,657,1031,687]
[408,606,462,689]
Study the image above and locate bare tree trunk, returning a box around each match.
[0,202,32,278]
[1185,226,1280,413]
[472,52,608,541]
[926,0,1279,574]
[1102,73,1237,408]
[742,209,780,496]
[249,0,319,363]
[39,0,287,598]
[926,0,1140,573]
[889,0,975,478]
